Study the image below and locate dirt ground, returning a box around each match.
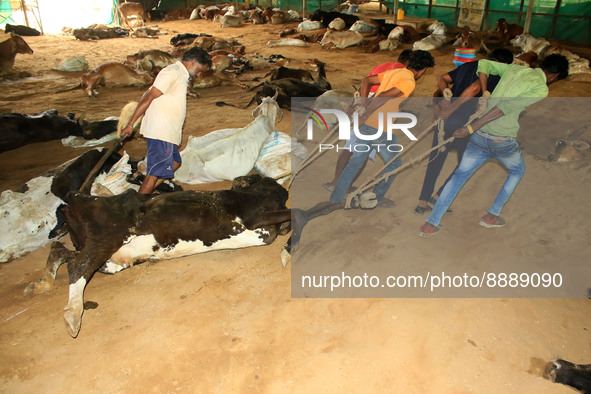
[1,11,591,393]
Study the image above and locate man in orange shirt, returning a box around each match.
[329,50,435,206]
[323,49,412,192]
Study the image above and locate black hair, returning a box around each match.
[407,50,435,71]
[488,48,513,64]
[182,47,212,68]
[397,49,412,63]
[540,54,569,80]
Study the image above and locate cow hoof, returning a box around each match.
[359,192,378,209]
[280,248,291,268]
[63,310,81,338]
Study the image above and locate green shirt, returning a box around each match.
[476,60,549,137]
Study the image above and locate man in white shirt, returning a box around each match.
[121,47,211,194]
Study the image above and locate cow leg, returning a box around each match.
[24,242,76,295]
[63,249,112,338]
[285,201,344,266]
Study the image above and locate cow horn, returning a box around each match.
[77,113,86,126]
[272,89,278,100]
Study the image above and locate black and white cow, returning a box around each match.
[544,359,591,393]
[0,109,117,153]
[1,149,180,263]
[26,174,293,338]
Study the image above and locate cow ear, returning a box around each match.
[573,140,590,151]
[276,107,283,123]
[252,106,261,119]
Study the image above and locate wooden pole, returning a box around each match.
[20,0,30,27]
[523,0,535,34]
[393,0,399,23]
[302,0,306,18]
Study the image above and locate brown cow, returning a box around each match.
[0,32,33,71]
[454,26,490,53]
[496,18,523,45]
[80,63,154,97]
[124,49,177,70]
[118,1,150,30]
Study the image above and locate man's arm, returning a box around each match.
[453,106,505,138]
[359,74,380,99]
[121,86,163,137]
[477,60,511,93]
[439,79,482,119]
[437,73,452,96]
[359,87,404,125]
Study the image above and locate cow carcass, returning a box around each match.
[215,14,243,28]
[0,149,181,263]
[72,27,128,41]
[513,33,591,77]
[320,30,363,49]
[543,359,591,393]
[4,24,41,36]
[0,109,117,153]
[26,174,292,337]
[0,32,33,72]
[309,10,359,29]
[547,125,591,163]
[124,50,177,71]
[267,38,309,47]
[174,96,282,184]
[80,63,155,96]
[293,89,355,141]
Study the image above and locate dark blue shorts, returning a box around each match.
[146,138,181,179]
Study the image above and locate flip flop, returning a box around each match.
[322,182,334,192]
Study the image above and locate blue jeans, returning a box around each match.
[426,132,525,227]
[330,124,402,203]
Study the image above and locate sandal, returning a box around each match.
[414,205,431,215]
[419,223,440,237]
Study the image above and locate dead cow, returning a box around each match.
[80,62,154,96]
[26,174,292,338]
[543,359,591,393]
[0,32,33,71]
[320,30,363,49]
[124,50,177,70]
[73,27,128,41]
[548,126,591,163]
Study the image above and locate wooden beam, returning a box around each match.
[549,0,562,38]
[523,0,535,34]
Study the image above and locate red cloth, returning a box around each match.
[368,62,406,94]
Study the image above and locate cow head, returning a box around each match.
[252,94,282,124]
[548,139,590,162]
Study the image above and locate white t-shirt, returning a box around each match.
[140,61,190,145]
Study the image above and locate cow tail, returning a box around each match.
[117,101,140,137]
[215,94,256,109]
[54,83,82,94]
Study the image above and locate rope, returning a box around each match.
[343,92,491,209]
[288,123,339,189]
[344,119,439,208]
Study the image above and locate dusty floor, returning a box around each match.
[1,12,591,393]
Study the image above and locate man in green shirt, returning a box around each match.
[419,54,569,236]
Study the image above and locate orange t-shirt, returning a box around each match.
[368,62,406,94]
[365,68,415,131]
